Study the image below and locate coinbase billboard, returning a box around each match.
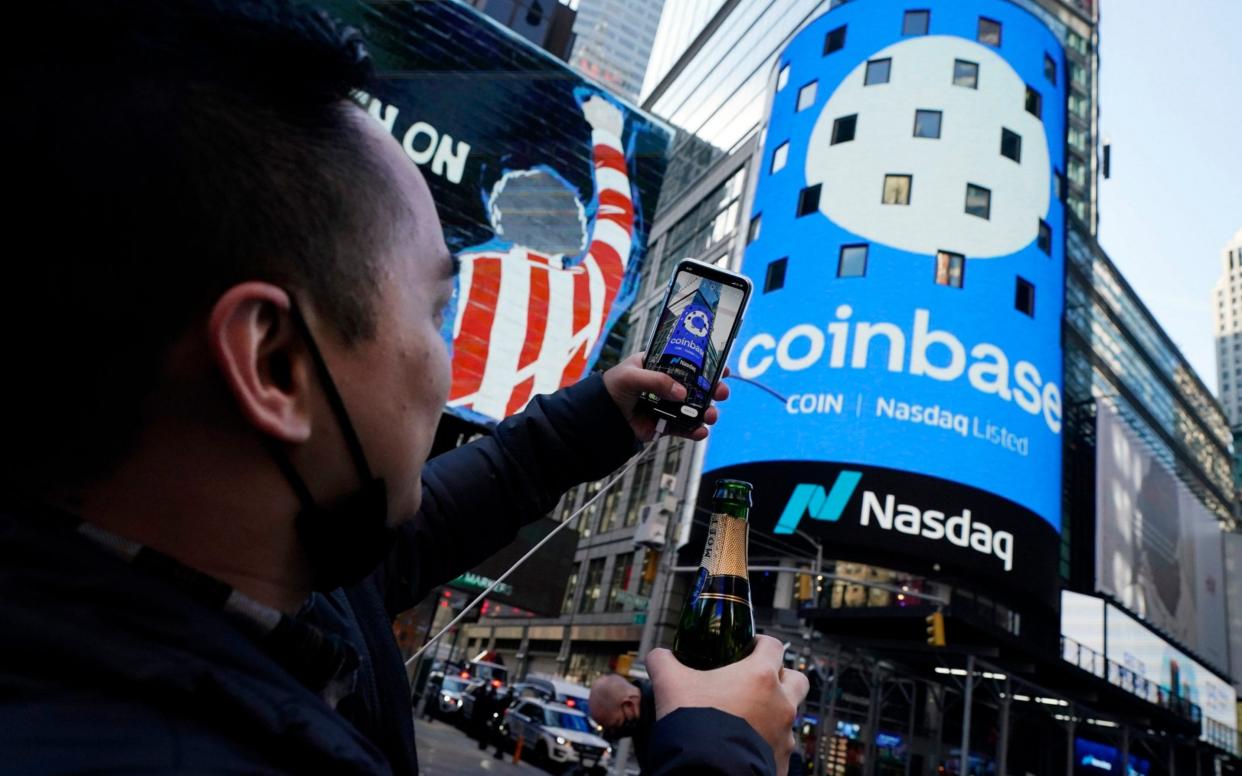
[704,0,1066,603]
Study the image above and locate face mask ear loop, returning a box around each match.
[286,297,374,484]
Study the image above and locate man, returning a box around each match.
[0,2,807,774]
[590,674,656,772]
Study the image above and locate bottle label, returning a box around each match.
[701,513,749,578]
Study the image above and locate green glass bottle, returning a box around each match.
[673,479,756,670]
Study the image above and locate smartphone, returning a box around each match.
[640,258,753,432]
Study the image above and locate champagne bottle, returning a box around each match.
[673,479,756,670]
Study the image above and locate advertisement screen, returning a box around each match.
[324,0,670,425]
[1074,738,1150,776]
[1095,404,1229,674]
[702,0,1065,601]
[1060,591,1238,750]
[645,270,746,410]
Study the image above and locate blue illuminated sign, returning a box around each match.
[703,0,1067,596]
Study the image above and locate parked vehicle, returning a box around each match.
[502,697,612,774]
[430,675,473,720]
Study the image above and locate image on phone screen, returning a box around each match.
[642,267,747,422]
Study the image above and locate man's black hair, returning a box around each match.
[2,0,404,492]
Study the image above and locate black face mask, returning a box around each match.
[602,713,641,742]
[264,299,397,592]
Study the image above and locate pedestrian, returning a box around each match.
[476,685,497,750]
[419,673,443,723]
[492,686,515,760]
[590,674,656,772]
[0,2,808,774]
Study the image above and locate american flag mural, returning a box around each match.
[325,0,671,425]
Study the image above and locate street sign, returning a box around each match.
[614,591,650,611]
[633,613,647,625]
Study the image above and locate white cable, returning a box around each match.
[405,440,660,667]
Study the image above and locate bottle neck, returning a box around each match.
[701,508,750,579]
[713,501,749,521]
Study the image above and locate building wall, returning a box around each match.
[1213,228,1242,430]
[570,0,666,101]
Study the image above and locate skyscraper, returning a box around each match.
[1212,228,1242,490]
[569,0,666,101]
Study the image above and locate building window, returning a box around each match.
[953,59,979,89]
[965,184,991,220]
[1001,128,1022,162]
[838,244,868,278]
[797,184,822,217]
[1015,277,1035,316]
[831,114,857,144]
[903,9,929,35]
[1025,85,1042,119]
[977,17,1001,46]
[623,458,655,527]
[1038,219,1052,254]
[1044,53,1057,85]
[771,141,789,173]
[777,63,790,91]
[765,257,788,292]
[882,174,912,205]
[797,80,818,111]
[935,251,965,288]
[578,557,606,614]
[824,25,847,55]
[747,214,761,244]
[561,571,579,614]
[913,109,942,138]
[606,552,636,612]
[865,57,891,85]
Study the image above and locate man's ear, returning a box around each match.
[206,282,312,443]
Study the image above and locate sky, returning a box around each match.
[1096,0,1242,392]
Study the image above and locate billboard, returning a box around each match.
[1095,404,1229,675]
[325,0,670,424]
[702,0,1066,602]
[1062,591,1238,750]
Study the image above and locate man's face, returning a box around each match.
[323,107,456,522]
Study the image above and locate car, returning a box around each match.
[503,697,613,774]
[511,676,591,714]
[430,675,473,720]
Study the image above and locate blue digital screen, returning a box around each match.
[1075,738,1150,776]
[707,0,1066,539]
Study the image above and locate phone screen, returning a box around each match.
[642,263,748,423]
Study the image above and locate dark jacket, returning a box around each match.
[0,375,775,774]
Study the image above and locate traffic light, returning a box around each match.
[926,611,946,647]
[795,572,815,602]
[641,550,660,585]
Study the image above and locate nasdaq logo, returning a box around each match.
[774,471,863,534]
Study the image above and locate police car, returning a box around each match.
[502,697,612,773]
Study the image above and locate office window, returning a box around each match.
[623,458,655,527]
[977,17,1002,46]
[913,109,941,138]
[606,552,636,612]
[953,59,979,89]
[831,114,857,144]
[824,25,847,55]
[561,571,579,614]
[1025,85,1042,119]
[797,184,822,217]
[838,244,868,278]
[777,63,790,91]
[747,214,761,244]
[797,80,818,111]
[865,57,891,85]
[1038,220,1052,254]
[771,141,789,173]
[578,558,606,614]
[903,9,929,35]
[765,258,788,293]
[882,174,912,205]
[1044,54,1057,85]
[935,251,965,288]
[1015,277,1035,316]
[965,184,991,219]
[1001,128,1022,162]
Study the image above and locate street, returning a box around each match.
[414,717,540,775]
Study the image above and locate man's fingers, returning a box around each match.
[702,406,719,425]
[781,667,811,707]
[620,367,687,402]
[749,634,787,667]
[713,379,731,402]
